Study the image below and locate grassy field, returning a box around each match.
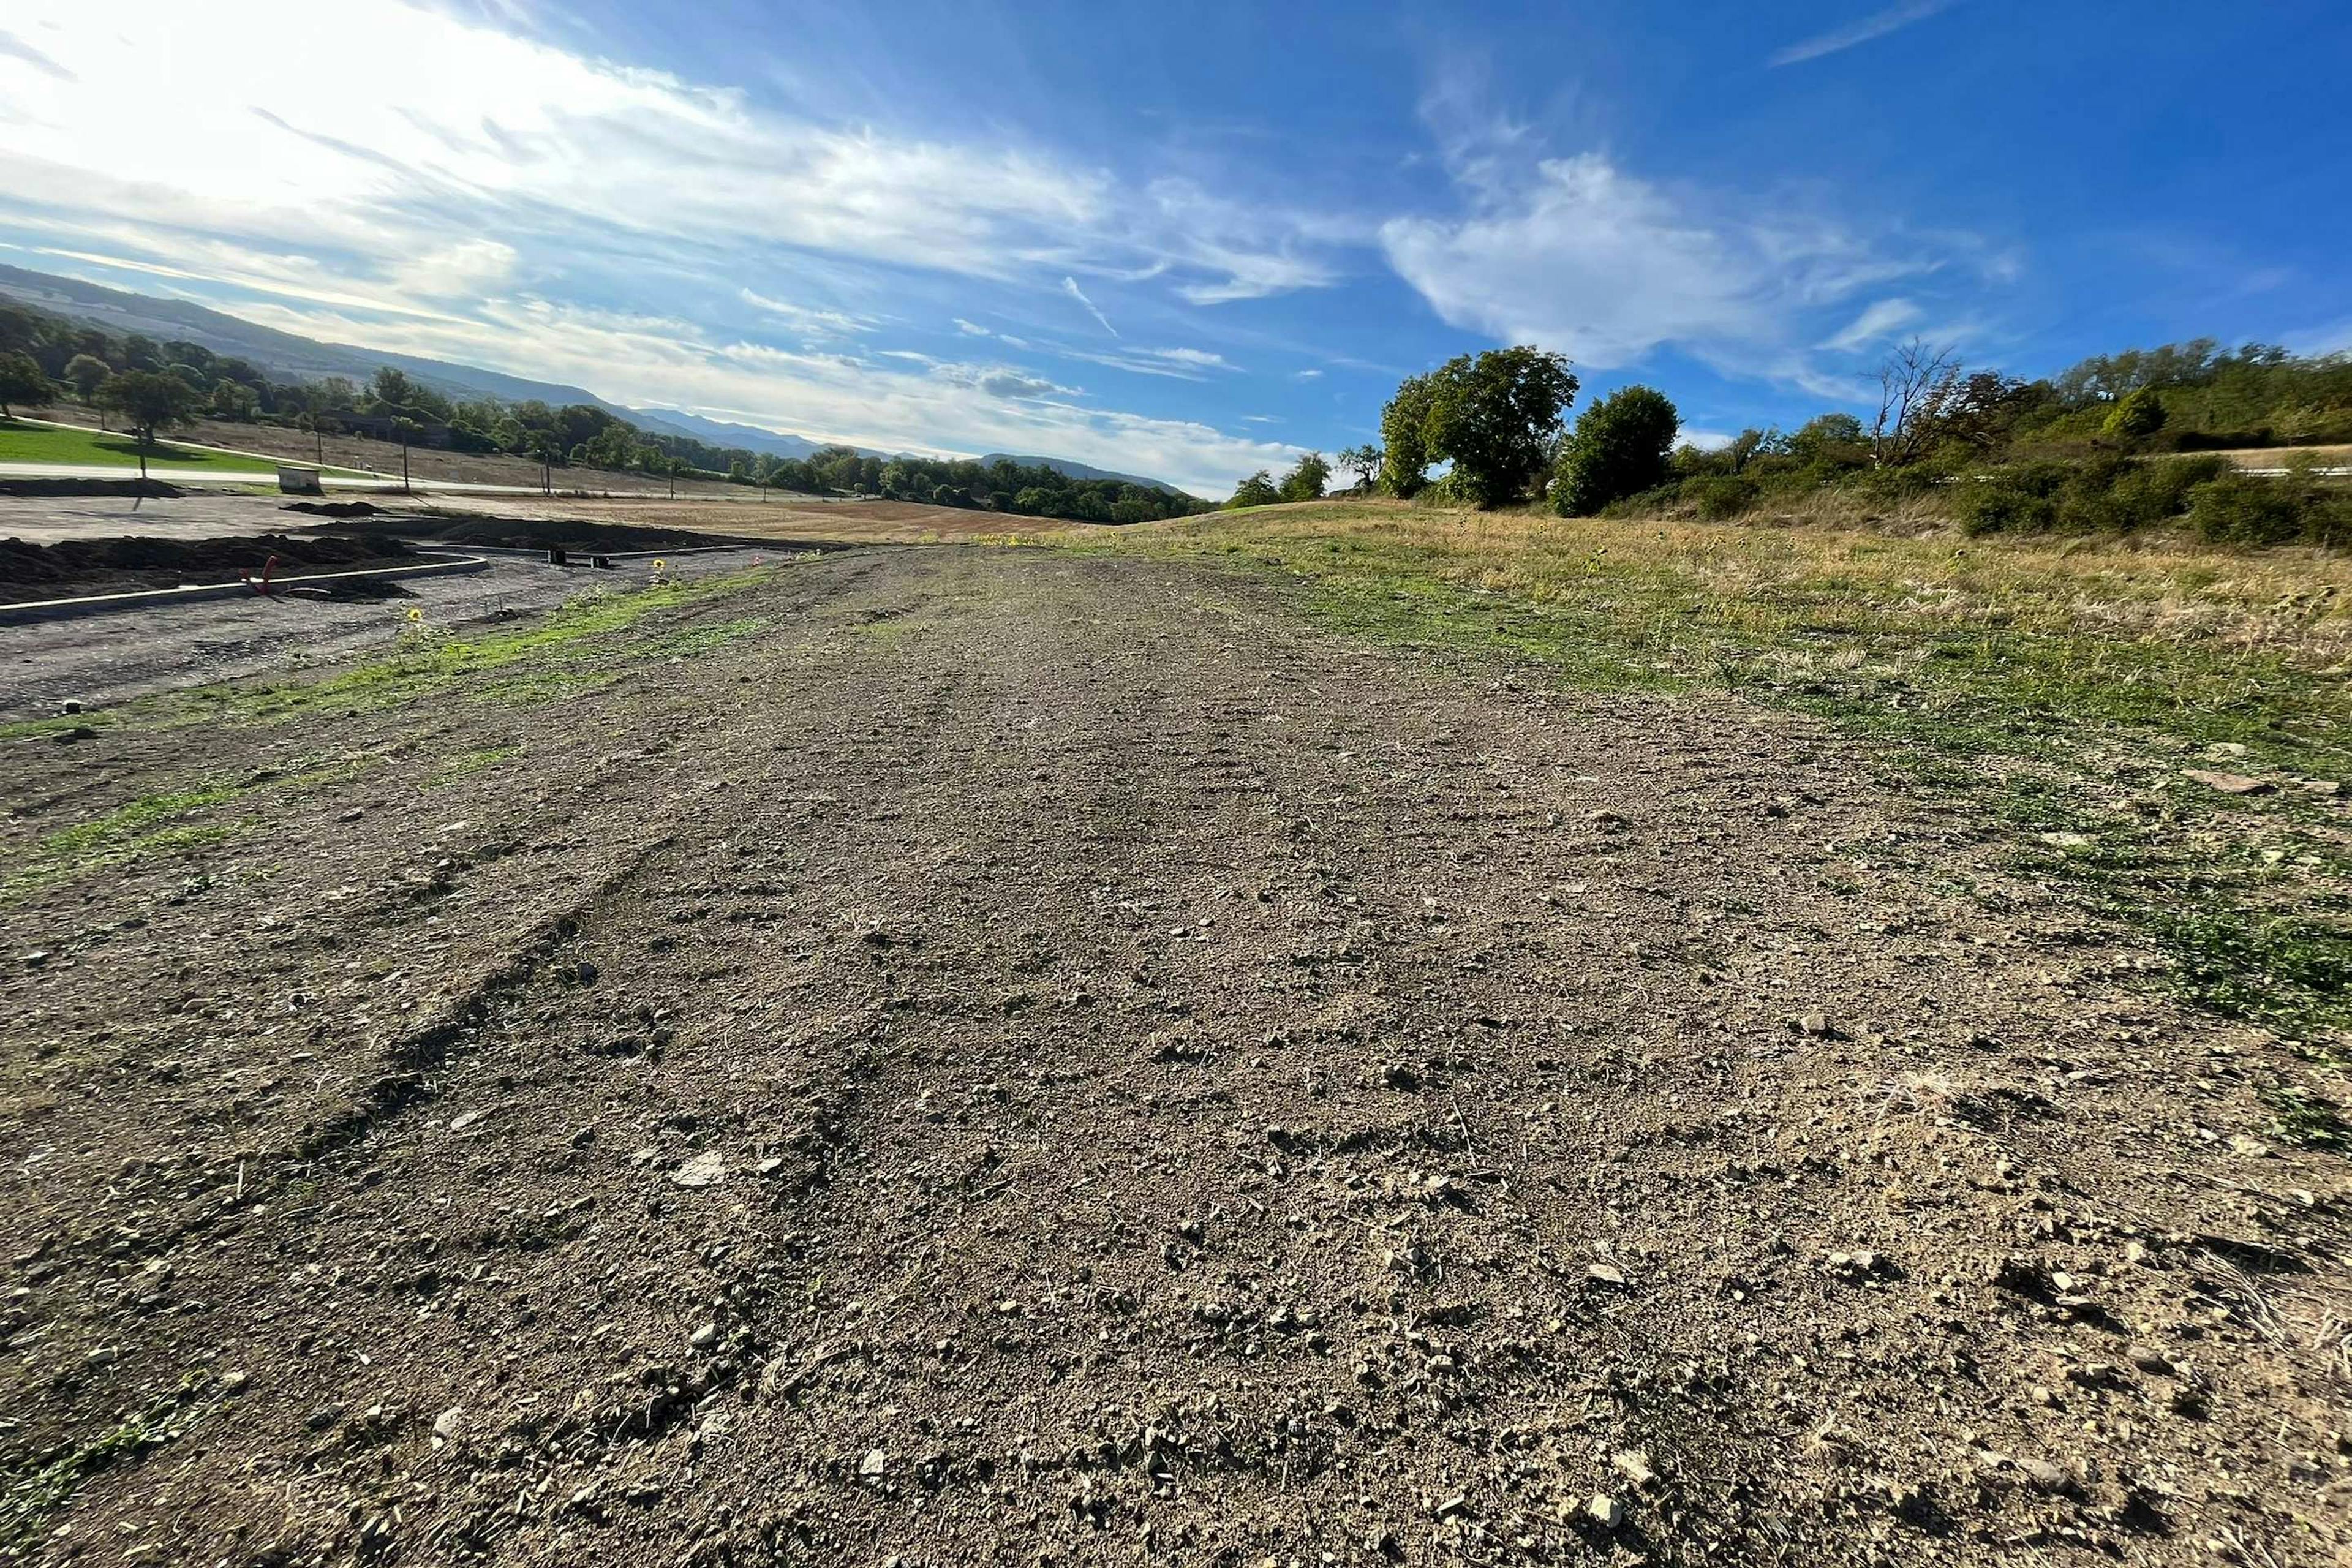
[0,418,364,475]
[1087,498,2352,1111]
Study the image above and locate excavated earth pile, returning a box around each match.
[0,533,413,600]
[1,547,2346,1566]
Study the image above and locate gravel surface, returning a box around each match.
[2,546,2346,1565]
[0,546,783,721]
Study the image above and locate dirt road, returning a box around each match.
[2,547,2346,1565]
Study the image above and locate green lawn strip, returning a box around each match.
[0,419,369,476]
[1076,521,2352,1082]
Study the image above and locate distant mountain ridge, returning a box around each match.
[979,454,1186,494]
[620,405,862,462]
[0,264,1188,492]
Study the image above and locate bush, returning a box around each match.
[1686,473,1760,519]
[2187,473,2307,545]
[1847,462,1947,503]
[2104,454,2226,529]
[1959,453,2233,535]
[1954,483,2059,535]
[1549,385,1679,516]
[1423,469,1485,507]
[2102,387,2167,440]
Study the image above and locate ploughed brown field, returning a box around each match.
[3,542,2346,1566]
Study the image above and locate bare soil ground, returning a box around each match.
[441,491,1087,545]
[2,547,2348,1566]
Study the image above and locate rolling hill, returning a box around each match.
[979,454,1188,495]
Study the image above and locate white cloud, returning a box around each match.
[1144,179,1351,304]
[953,318,992,336]
[0,0,1352,492]
[1822,297,1920,351]
[1294,369,1324,380]
[0,29,75,81]
[0,1,1340,311]
[395,239,518,299]
[1061,276,1118,337]
[1044,344,1245,382]
[1769,1,1959,67]
[1382,146,1957,388]
[739,288,875,337]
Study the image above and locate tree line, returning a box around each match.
[1221,334,2352,547]
[0,300,1206,521]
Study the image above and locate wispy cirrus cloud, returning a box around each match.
[0,28,75,81]
[1049,344,1240,382]
[1767,1,1960,67]
[1822,297,1921,350]
[740,288,876,337]
[1061,276,1118,337]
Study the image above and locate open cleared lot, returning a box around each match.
[3,518,2351,1565]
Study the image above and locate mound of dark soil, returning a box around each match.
[282,499,386,519]
[323,510,727,552]
[0,532,414,601]
[0,478,185,499]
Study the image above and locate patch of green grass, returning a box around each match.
[628,615,771,660]
[6,754,377,900]
[9,777,258,897]
[1,568,777,743]
[470,669,620,709]
[0,418,367,476]
[39,786,243,857]
[1086,503,2352,1065]
[2261,1085,2352,1151]
[431,742,519,783]
[10,809,241,899]
[0,1376,216,1555]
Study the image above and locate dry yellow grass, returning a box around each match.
[1114,495,2352,668]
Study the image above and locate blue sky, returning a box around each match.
[2,0,2347,494]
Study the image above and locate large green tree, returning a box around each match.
[1226,470,1281,508]
[1278,450,1331,503]
[1381,347,1578,507]
[1377,372,1436,495]
[1423,347,1579,506]
[1549,385,1679,516]
[96,371,203,480]
[62,353,112,406]
[0,350,50,418]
